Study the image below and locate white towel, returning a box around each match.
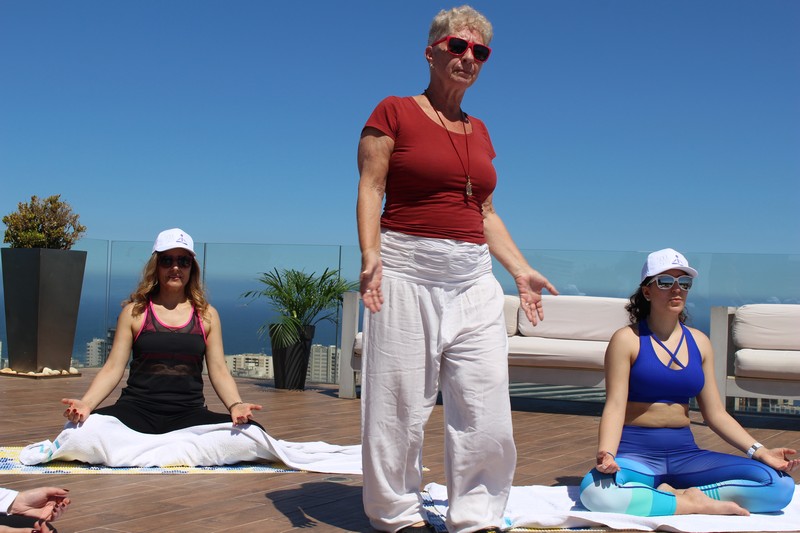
[20,414,361,475]
[425,482,800,532]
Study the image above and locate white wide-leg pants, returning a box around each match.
[361,231,516,532]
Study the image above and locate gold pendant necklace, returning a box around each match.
[424,91,473,197]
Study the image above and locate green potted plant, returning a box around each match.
[1,194,87,376]
[244,267,357,390]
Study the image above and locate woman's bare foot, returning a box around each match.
[664,486,750,516]
[658,483,683,494]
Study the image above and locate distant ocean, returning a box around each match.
[3,250,798,363]
[67,294,340,363]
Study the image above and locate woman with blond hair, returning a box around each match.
[357,5,556,532]
[61,228,262,433]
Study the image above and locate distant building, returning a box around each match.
[734,397,800,416]
[85,338,107,368]
[105,327,116,363]
[307,344,340,384]
[226,354,273,379]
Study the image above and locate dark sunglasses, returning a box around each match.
[651,274,693,291]
[158,254,193,269]
[431,35,491,63]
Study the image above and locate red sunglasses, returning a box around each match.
[431,35,492,63]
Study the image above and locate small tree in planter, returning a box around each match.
[243,268,357,390]
[1,195,87,377]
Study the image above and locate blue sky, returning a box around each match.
[1,0,798,254]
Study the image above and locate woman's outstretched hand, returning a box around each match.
[515,268,558,326]
[8,486,70,521]
[756,447,800,473]
[595,450,620,474]
[230,402,262,426]
[61,398,91,424]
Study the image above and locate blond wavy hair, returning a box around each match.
[125,253,209,317]
[428,5,493,45]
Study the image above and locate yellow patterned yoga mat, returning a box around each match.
[0,447,298,474]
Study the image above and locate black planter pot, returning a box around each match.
[1,248,87,373]
[270,324,315,390]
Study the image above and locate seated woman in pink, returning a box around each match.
[61,228,262,434]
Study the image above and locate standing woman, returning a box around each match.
[61,228,262,434]
[580,248,798,516]
[357,6,557,532]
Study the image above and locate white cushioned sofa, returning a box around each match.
[710,304,800,411]
[338,292,630,399]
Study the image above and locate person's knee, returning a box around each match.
[771,472,796,510]
[579,469,627,513]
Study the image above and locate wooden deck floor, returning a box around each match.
[1,368,798,532]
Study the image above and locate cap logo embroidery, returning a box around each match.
[176,234,189,246]
[672,254,683,266]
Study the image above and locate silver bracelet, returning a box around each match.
[746,442,763,459]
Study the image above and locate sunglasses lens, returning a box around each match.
[159,255,192,268]
[654,275,693,290]
[655,276,674,289]
[473,44,491,61]
[447,37,468,55]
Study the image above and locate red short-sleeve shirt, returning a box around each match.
[365,96,497,245]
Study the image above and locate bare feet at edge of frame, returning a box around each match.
[658,483,750,516]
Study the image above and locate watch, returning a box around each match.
[746,442,763,459]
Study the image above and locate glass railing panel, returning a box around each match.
[495,250,800,336]
[1,240,797,396]
[202,242,347,357]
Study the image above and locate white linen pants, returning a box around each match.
[361,231,516,532]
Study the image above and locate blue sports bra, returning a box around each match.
[627,321,705,404]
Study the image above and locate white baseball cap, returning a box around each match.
[152,228,195,256]
[640,248,698,283]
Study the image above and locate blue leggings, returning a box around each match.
[580,426,795,516]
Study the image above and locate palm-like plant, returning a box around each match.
[243,267,358,348]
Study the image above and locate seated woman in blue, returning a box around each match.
[580,248,798,516]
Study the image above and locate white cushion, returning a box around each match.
[517,295,629,341]
[352,332,363,371]
[503,295,521,336]
[732,304,800,350]
[507,336,607,370]
[734,349,800,380]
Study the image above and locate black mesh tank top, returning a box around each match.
[119,301,207,410]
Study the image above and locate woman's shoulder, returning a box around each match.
[120,301,139,319]
[117,301,145,333]
[685,325,711,347]
[609,323,640,345]
[370,95,420,114]
[466,112,487,127]
[378,94,417,104]
[198,303,219,324]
